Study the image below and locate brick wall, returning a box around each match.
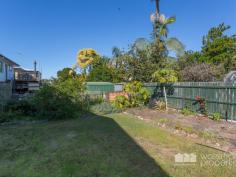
[105,92,129,102]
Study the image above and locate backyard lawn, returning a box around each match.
[0,113,235,177]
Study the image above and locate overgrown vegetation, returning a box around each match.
[90,102,118,115]
[178,23,236,81]
[113,95,130,110]
[0,69,88,123]
[79,23,235,83]
[113,81,150,110]
[212,112,222,121]
[1,1,234,125]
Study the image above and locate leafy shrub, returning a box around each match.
[212,112,221,121]
[88,95,104,106]
[53,77,86,105]
[5,100,36,116]
[181,107,195,116]
[180,63,217,82]
[194,96,207,115]
[113,95,130,110]
[32,85,77,120]
[124,81,150,107]
[113,81,150,109]
[90,102,118,114]
[0,70,86,122]
[0,112,16,123]
[152,69,178,83]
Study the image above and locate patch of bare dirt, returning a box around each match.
[125,108,236,155]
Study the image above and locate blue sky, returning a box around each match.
[0,0,235,78]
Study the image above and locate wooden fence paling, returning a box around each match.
[144,82,236,121]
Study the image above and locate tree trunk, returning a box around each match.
[163,86,168,110]
[155,0,160,15]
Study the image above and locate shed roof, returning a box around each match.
[86,82,114,85]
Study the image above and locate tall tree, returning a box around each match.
[57,68,76,81]
[152,69,178,110]
[150,0,184,56]
[201,23,236,68]
[152,0,160,15]
[111,47,122,68]
[178,23,236,81]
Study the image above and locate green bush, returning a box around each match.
[0,110,32,123]
[90,102,118,114]
[53,77,86,105]
[0,112,16,123]
[32,85,78,120]
[124,81,150,107]
[5,100,36,116]
[88,95,104,106]
[0,71,87,122]
[30,76,86,120]
[113,96,130,110]
[112,81,150,110]
[212,112,221,121]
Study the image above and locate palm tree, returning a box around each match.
[166,37,185,57]
[158,16,176,38]
[111,47,122,68]
[151,0,160,15]
[150,0,175,39]
[150,0,185,56]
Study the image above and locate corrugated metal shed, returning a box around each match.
[86,82,114,94]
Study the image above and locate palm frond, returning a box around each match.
[160,26,168,38]
[165,16,176,25]
[166,38,185,56]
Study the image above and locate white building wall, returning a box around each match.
[0,60,6,82]
[7,66,14,80]
[0,60,14,82]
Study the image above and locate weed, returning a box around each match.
[158,118,169,124]
[212,112,221,121]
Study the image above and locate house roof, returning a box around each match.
[0,54,20,66]
[14,67,41,75]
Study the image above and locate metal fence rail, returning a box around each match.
[144,82,236,121]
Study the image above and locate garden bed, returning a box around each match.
[126,108,236,155]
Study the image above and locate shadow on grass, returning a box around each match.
[76,112,170,177]
[0,112,170,177]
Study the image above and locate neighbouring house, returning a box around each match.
[0,54,19,82]
[14,61,42,94]
[0,54,42,98]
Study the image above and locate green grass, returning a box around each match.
[0,113,235,177]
